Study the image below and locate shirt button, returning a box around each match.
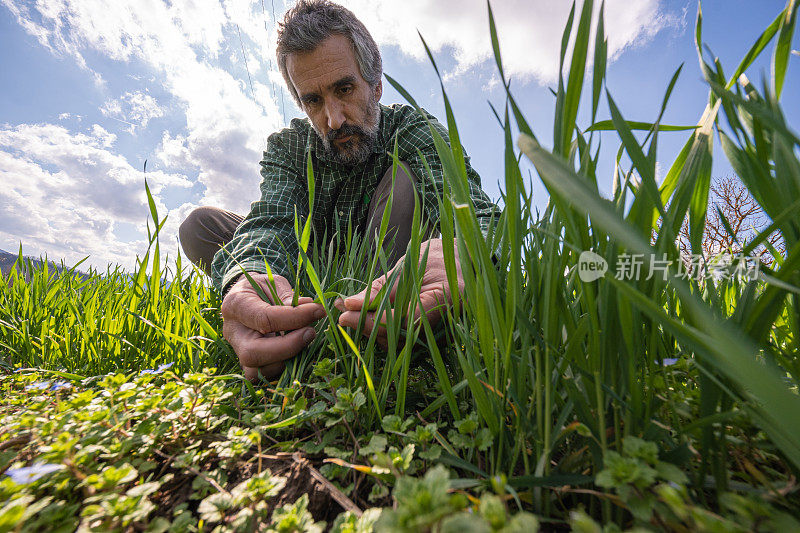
[339,210,344,216]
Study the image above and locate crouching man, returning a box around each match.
[179,0,497,380]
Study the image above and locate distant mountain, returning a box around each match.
[0,248,88,279]
[0,249,25,277]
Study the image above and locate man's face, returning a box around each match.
[286,34,382,166]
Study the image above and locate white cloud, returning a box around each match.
[2,0,284,215]
[100,91,165,133]
[0,0,686,273]
[0,123,191,271]
[345,0,685,84]
[156,131,193,170]
[58,112,76,121]
[90,124,117,148]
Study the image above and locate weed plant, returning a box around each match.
[2,0,800,530]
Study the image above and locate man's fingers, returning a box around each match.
[343,276,384,311]
[412,288,447,327]
[343,267,403,312]
[288,296,315,305]
[235,326,317,368]
[336,287,447,342]
[243,362,286,382]
[341,253,412,312]
[337,310,361,330]
[338,309,390,336]
[234,272,315,306]
[334,297,346,312]
[234,298,324,334]
[251,273,293,304]
[337,310,389,349]
[340,250,419,312]
[221,272,326,380]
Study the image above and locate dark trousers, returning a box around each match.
[179,162,422,276]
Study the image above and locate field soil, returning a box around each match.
[151,451,360,526]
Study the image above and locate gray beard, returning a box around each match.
[324,127,378,166]
[319,102,380,166]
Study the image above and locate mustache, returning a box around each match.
[326,123,367,143]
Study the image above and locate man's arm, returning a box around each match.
[337,237,462,344]
[211,132,308,294]
[337,107,499,340]
[393,107,499,238]
[222,272,323,380]
[212,130,322,380]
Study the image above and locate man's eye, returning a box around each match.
[339,86,352,95]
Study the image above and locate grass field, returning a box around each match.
[2,1,800,531]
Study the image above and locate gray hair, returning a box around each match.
[276,0,382,105]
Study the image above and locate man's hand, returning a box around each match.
[221,273,325,381]
[336,238,464,344]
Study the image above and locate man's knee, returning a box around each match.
[179,206,241,272]
[179,207,213,261]
[367,161,425,266]
[374,161,415,203]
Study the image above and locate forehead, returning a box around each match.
[286,34,365,95]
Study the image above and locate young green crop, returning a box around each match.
[2,0,800,527]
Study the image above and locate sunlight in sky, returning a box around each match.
[1,0,797,272]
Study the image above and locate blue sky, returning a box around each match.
[1,0,798,272]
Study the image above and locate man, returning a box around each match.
[179,0,497,380]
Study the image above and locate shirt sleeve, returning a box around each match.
[393,108,500,239]
[211,132,307,293]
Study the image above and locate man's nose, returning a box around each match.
[325,101,345,131]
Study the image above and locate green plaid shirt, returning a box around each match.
[211,103,497,293]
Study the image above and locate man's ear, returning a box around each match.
[374,79,383,102]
